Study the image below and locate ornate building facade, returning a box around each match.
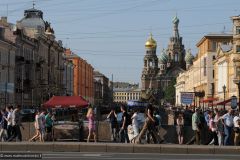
[0,6,65,107]
[141,16,186,104]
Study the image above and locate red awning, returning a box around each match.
[215,98,231,105]
[201,97,219,103]
[43,96,89,108]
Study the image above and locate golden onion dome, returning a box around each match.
[145,33,157,49]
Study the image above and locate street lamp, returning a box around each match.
[222,85,226,111]
[211,83,214,111]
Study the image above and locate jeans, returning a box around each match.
[194,130,200,145]
[111,127,117,141]
[120,128,129,143]
[7,125,13,140]
[224,126,233,146]
[217,131,224,146]
[135,118,159,144]
[8,125,22,142]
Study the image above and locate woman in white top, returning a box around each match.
[209,111,218,145]
[214,110,224,146]
[29,110,42,142]
[131,109,139,139]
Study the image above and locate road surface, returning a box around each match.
[40,152,240,160]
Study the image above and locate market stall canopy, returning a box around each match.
[200,97,219,103]
[43,96,89,108]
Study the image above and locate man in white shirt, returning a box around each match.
[221,109,234,145]
[233,111,240,146]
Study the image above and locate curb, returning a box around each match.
[0,142,240,154]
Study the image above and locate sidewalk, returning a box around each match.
[1,142,240,154]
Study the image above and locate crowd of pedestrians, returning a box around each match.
[29,109,54,142]
[1,103,240,146]
[184,108,240,146]
[104,104,162,144]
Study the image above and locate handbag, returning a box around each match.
[233,127,240,133]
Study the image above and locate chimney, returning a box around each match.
[65,48,71,55]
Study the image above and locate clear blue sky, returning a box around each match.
[1,0,240,84]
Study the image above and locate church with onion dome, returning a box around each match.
[141,16,194,104]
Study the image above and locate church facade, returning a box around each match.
[141,16,188,104]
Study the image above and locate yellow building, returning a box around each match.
[113,88,141,103]
[176,34,232,106]
[213,15,240,108]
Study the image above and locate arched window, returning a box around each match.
[174,53,178,62]
[149,60,153,67]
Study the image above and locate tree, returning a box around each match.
[163,78,176,104]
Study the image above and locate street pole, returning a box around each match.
[238,82,240,111]
[223,85,226,111]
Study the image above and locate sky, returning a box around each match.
[0,0,240,84]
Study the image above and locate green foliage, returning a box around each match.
[163,78,176,104]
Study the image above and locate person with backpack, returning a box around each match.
[119,105,130,143]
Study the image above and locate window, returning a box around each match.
[211,41,217,51]
[236,26,240,35]
[237,45,240,53]
[203,57,207,76]
[174,53,178,62]
[212,56,216,60]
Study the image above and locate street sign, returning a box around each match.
[181,92,195,105]
[231,95,238,110]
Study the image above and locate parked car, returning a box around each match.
[20,109,35,122]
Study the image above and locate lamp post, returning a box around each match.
[211,83,214,111]
[222,85,226,111]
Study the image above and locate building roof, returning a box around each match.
[196,33,233,47]
[113,88,141,92]
[220,44,232,52]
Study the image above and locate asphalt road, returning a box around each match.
[39,153,240,160]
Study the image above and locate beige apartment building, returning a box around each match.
[176,34,232,106]
[213,15,240,105]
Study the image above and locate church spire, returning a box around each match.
[172,14,180,38]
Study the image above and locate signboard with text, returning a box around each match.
[181,92,195,105]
